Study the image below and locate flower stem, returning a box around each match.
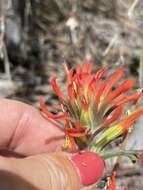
[98,150,140,162]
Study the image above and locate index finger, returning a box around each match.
[0,98,64,156]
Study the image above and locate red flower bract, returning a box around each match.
[39,61,143,151]
[108,172,127,190]
[108,172,116,190]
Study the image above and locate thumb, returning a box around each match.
[0,152,104,190]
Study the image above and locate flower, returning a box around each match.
[108,172,116,190]
[51,62,142,129]
[39,61,143,152]
[62,120,88,152]
[38,97,88,152]
[93,107,143,151]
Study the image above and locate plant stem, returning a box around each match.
[98,150,140,162]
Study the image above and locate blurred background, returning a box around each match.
[0,0,143,189]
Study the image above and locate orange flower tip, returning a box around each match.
[71,151,105,186]
[108,172,116,190]
[117,91,143,106]
[82,62,94,74]
[38,97,52,116]
[120,107,143,131]
[103,66,125,97]
[68,83,76,101]
[38,97,70,120]
[102,106,122,128]
[38,97,48,112]
[50,76,66,101]
[106,79,135,104]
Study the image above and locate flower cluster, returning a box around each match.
[39,61,143,152]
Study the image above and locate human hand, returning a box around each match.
[0,99,104,190]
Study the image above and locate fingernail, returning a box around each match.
[71,151,105,186]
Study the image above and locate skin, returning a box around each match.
[0,98,80,190]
